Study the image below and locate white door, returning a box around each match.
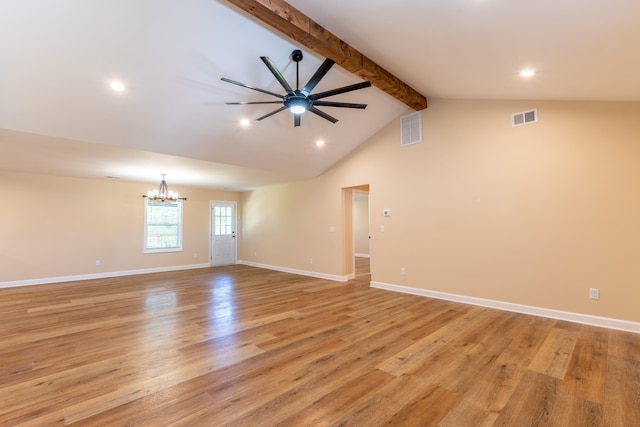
[211,202,236,266]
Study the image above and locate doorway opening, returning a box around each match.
[353,190,370,278]
[342,185,370,280]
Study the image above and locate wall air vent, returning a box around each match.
[400,111,422,146]
[512,109,538,127]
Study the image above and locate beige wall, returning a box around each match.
[240,99,640,323]
[1,171,241,283]
[241,179,345,274]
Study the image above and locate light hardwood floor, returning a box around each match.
[1,258,639,426]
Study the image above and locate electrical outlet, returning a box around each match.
[95,260,100,266]
[193,253,198,258]
[309,258,313,264]
[401,267,407,276]
[589,288,600,300]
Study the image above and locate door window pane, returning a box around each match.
[214,206,233,235]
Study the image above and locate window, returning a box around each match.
[144,200,183,253]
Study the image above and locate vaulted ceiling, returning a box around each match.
[2,0,640,190]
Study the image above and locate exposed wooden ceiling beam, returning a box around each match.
[224,0,428,110]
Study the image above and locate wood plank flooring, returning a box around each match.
[1,257,639,426]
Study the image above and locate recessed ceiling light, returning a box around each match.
[520,69,535,77]
[240,118,250,127]
[316,139,325,147]
[109,80,125,92]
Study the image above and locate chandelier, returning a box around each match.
[143,174,187,202]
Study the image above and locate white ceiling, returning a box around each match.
[2,0,640,191]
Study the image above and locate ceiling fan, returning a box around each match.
[221,49,372,127]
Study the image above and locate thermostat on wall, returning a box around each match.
[383,209,391,217]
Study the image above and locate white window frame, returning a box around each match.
[144,199,183,253]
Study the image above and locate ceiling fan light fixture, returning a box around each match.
[288,98,307,114]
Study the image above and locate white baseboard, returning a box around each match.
[0,263,211,289]
[371,281,640,334]
[354,253,370,258]
[238,260,351,282]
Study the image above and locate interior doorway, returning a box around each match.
[210,201,237,266]
[353,190,370,278]
[342,185,370,279]
[353,191,370,257]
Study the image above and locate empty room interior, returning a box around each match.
[2,0,640,425]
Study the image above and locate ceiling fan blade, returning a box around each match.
[220,77,284,99]
[294,114,301,127]
[300,58,335,97]
[256,106,287,121]
[309,81,372,100]
[312,101,368,109]
[308,106,338,123]
[260,56,295,96]
[225,101,283,105]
